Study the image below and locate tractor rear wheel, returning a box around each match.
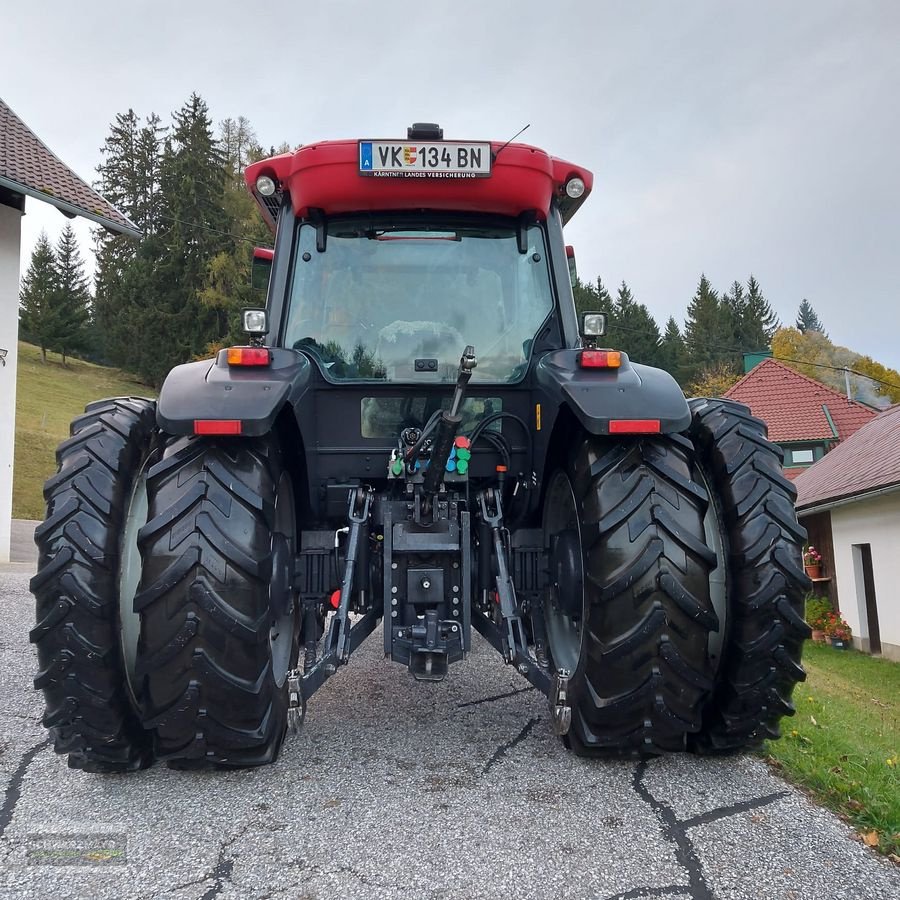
[30,397,158,772]
[544,433,723,755]
[134,435,298,767]
[687,399,809,751]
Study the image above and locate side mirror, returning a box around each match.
[566,245,577,284]
[580,311,607,348]
[251,247,273,293]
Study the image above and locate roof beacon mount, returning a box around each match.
[407,123,443,140]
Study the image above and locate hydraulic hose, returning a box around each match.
[422,411,461,496]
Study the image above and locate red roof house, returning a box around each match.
[724,357,879,479]
[0,97,139,236]
[794,406,900,660]
[794,404,900,511]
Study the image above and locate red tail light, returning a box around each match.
[227,347,271,366]
[580,350,621,368]
[194,420,242,435]
[609,419,661,434]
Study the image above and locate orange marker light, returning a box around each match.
[580,350,621,368]
[227,347,271,366]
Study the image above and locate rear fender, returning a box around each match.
[535,349,690,435]
[156,348,312,436]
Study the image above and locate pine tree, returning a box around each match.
[94,110,166,366]
[658,316,687,385]
[124,93,230,384]
[572,276,612,322]
[744,275,778,345]
[610,281,661,365]
[796,298,826,335]
[18,232,62,363]
[52,224,92,364]
[683,274,732,382]
[720,280,746,370]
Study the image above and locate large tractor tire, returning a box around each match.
[544,434,723,756]
[688,398,810,752]
[30,397,158,772]
[133,435,298,768]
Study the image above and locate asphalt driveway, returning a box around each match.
[0,523,897,899]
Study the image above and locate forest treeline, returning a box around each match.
[20,93,281,385]
[16,92,900,404]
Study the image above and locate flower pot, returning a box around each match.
[811,629,827,643]
[804,564,822,579]
[830,637,847,649]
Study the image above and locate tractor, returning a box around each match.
[31,123,810,771]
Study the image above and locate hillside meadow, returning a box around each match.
[13,341,155,520]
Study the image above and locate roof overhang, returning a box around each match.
[797,479,900,516]
[0,174,142,239]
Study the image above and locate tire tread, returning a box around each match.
[688,398,809,752]
[30,396,157,772]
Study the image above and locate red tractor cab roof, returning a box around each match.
[244,134,593,234]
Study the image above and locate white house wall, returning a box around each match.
[829,492,900,661]
[0,202,22,563]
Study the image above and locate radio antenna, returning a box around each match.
[493,124,531,161]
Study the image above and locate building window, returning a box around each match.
[781,443,828,466]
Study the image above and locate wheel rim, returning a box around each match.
[543,470,585,673]
[696,462,728,674]
[118,460,150,706]
[269,471,296,688]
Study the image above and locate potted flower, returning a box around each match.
[805,596,832,643]
[803,545,823,578]
[825,612,852,649]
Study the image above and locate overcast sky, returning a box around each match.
[4,1,899,369]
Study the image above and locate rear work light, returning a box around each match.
[227,347,271,366]
[565,177,586,199]
[579,350,621,368]
[255,175,277,196]
[609,419,661,434]
[194,420,242,435]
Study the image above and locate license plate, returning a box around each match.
[359,141,491,177]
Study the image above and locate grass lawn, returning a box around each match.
[765,641,899,859]
[13,342,155,520]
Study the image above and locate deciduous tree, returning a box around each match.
[686,362,742,398]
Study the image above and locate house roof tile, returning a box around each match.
[724,357,878,442]
[0,97,139,237]
[795,404,900,509]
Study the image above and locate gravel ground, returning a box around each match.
[0,554,897,899]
